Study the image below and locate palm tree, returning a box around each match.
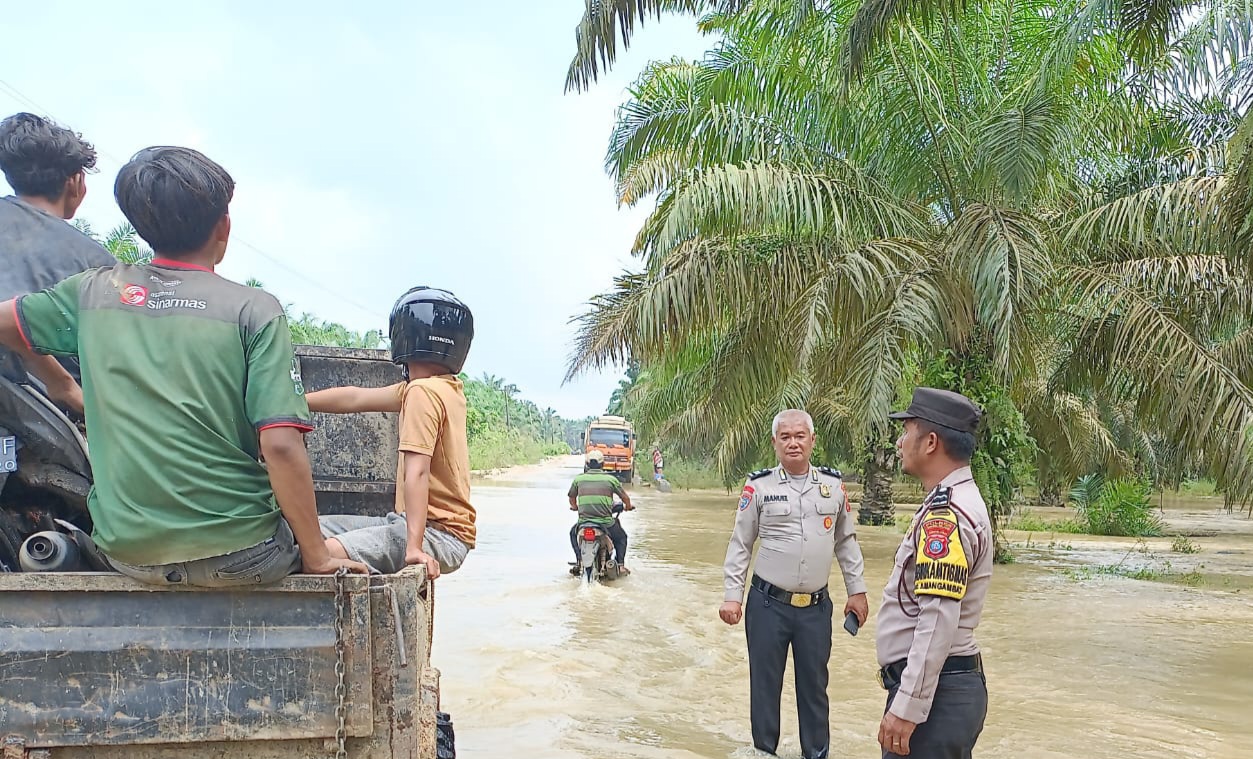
[75,220,153,264]
[606,360,641,416]
[503,383,519,428]
[562,0,1253,543]
[544,407,560,443]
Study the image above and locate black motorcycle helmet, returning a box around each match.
[389,287,474,375]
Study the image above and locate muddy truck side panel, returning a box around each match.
[0,346,442,758]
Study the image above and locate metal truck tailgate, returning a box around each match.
[0,573,374,747]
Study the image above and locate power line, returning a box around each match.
[0,78,388,321]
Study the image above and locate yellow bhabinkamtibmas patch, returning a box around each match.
[914,507,969,599]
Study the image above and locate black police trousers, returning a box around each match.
[744,586,832,759]
[882,671,988,759]
[569,521,627,563]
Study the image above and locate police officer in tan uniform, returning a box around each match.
[876,388,993,758]
[720,409,869,759]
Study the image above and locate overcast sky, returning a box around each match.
[0,1,708,418]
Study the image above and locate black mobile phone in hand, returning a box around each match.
[844,611,860,636]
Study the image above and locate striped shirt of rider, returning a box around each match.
[568,472,625,526]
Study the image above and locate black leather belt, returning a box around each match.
[751,575,827,608]
[878,653,983,690]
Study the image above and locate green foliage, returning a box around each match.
[75,220,153,264]
[1178,479,1218,497]
[1070,475,1164,537]
[287,313,384,349]
[607,361,641,416]
[561,0,1253,531]
[462,374,581,470]
[639,451,725,490]
[467,425,570,471]
[921,346,1036,556]
[1171,536,1201,554]
[1004,510,1085,534]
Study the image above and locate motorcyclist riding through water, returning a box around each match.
[568,450,633,576]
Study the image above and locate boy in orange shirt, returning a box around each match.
[310,287,475,578]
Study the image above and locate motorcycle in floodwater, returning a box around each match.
[571,502,628,584]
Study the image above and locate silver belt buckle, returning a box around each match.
[789,592,812,607]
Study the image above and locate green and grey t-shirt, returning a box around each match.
[568,472,625,526]
[15,259,312,565]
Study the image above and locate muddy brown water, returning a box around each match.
[434,457,1253,758]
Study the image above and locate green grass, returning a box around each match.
[1060,540,1209,587]
[1178,479,1218,497]
[1066,563,1207,587]
[1004,511,1086,534]
[1170,536,1201,554]
[633,451,726,491]
[469,428,569,471]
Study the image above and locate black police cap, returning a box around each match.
[888,387,982,435]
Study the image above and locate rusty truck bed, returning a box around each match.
[0,568,438,758]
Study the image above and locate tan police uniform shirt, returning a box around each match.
[875,466,993,723]
[392,375,476,548]
[723,465,867,602]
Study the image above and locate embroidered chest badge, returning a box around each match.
[823,516,833,530]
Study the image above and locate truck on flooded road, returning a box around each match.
[0,346,450,759]
[581,415,636,483]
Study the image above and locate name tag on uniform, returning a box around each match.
[1,436,16,473]
[762,495,788,503]
[819,484,830,498]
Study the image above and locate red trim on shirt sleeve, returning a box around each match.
[12,298,34,351]
[258,422,315,433]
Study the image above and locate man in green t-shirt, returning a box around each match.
[0,146,367,586]
[567,450,633,573]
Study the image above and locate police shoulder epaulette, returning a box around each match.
[925,486,953,509]
[817,466,842,479]
[747,468,773,481]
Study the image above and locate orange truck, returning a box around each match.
[582,415,637,483]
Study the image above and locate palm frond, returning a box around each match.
[655,161,928,250]
[565,0,712,92]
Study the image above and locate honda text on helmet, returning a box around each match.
[389,287,474,376]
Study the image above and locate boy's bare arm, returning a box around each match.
[307,382,404,414]
[259,427,368,575]
[0,299,84,414]
[401,451,439,578]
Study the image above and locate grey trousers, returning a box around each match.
[108,517,301,587]
[744,586,833,759]
[883,671,988,759]
[319,512,469,575]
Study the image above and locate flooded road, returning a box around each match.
[434,457,1253,758]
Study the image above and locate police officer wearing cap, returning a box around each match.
[720,409,869,759]
[876,388,993,758]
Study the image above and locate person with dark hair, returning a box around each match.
[0,113,114,385]
[308,287,477,579]
[876,387,994,758]
[0,145,368,585]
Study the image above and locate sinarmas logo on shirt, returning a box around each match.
[146,298,207,310]
[120,284,148,306]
